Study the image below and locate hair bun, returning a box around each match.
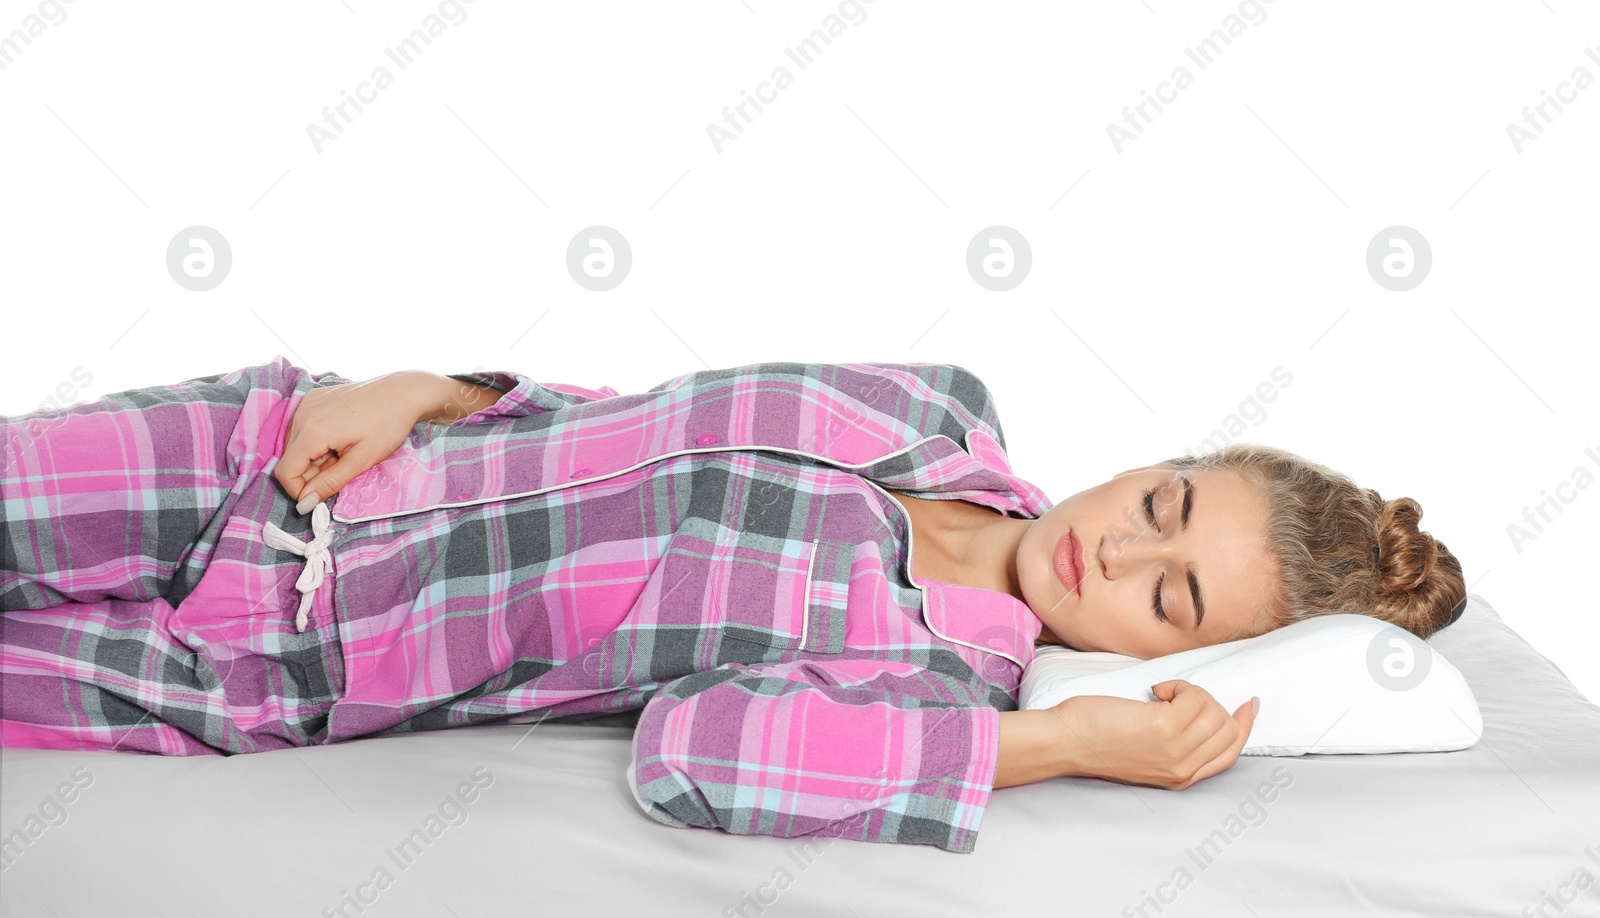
[1374,496,1437,594]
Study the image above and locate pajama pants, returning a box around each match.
[1,356,349,755]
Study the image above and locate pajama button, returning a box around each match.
[696,434,718,445]
[571,468,592,478]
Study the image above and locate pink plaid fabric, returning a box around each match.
[2,356,1053,852]
[1,356,349,754]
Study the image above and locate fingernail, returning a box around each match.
[297,492,321,515]
[1250,696,1261,717]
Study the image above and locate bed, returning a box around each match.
[2,591,1597,917]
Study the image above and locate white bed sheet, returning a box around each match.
[3,592,1598,917]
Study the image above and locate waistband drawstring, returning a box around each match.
[261,498,333,632]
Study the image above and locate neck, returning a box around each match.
[934,504,1032,603]
[932,504,1068,648]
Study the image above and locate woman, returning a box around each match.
[0,356,1465,853]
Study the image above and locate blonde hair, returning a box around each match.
[1148,443,1468,644]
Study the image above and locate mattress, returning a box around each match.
[3,592,1597,917]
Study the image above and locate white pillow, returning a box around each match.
[1018,613,1483,756]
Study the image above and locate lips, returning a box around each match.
[1054,529,1085,594]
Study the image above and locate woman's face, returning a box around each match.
[1017,465,1278,659]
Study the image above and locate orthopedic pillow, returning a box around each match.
[1018,613,1482,756]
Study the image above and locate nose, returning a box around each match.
[1097,526,1176,581]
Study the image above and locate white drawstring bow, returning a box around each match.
[261,498,333,632]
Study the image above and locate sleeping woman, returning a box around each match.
[0,356,1466,853]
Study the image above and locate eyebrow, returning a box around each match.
[1179,476,1206,631]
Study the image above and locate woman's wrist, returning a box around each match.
[995,706,1095,788]
[404,371,502,425]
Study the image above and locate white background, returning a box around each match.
[2,1,1596,701]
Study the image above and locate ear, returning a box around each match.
[1112,464,1154,480]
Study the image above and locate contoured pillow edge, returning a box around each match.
[1018,613,1483,756]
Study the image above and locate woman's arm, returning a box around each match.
[997,684,1259,791]
[411,372,505,425]
[995,708,1090,788]
[631,661,1005,853]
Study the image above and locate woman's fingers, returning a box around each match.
[274,376,429,514]
[291,451,339,512]
[276,438,333,506]
[294,444,377,509]
[1179,697,1259,788]
[1152,680,1259,789]
[276,389,330,486]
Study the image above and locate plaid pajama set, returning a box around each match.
[1,356,1054,853]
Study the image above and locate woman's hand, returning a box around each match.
[275,371,438,511]
[1051,680,1258,790]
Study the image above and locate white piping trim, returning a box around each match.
[861,477,1027,671]
[327,433,1029,664]
[331,438,958,525]
[799,537,819,652]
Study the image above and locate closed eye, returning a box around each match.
[1144,487,1168,623]
[1144,477,1201,630]
[1143,487,1159,533]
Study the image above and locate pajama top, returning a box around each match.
[313,359,1056,854]
[10,357,1056,854]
